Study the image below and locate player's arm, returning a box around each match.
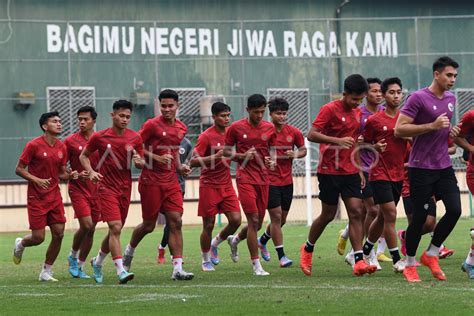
[189,150,224,167]
[132,149,145,169]
[176,151,191,177]
[454,137,474,153]
[58,165,78,181]
[307,126,355,149]
[15,161,51,190]
[394,113,450,138]
[79,147,103,183]
[143,148,173,165]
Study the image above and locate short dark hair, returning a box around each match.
[367,77,382,86]
[247,94,266,109]
[77,105,97,120]
[211,102,231,115]
[159,89,179,102]
[381,77,403,94]
[112,99,133,112]
[344,74,369,94]
[268,97,289,113]
[39,111,60,132]
[433,56,459,73]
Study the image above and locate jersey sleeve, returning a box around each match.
[400,93,421,119]
[139,120,153,144]
[312,105,331,134]
[61,144,68,166]
[293,127,305,149]
[363,117,375,144]
[268,125,277,147]
[133,134,144,157]
[18,141,34,166]
[225,125,237,146]
[193,134,209,158]
[459,111,474,137]
[85,133,99,154]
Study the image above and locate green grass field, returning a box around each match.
[1,218,473,315]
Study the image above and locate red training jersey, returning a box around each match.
[312,100,361,175]
[459,110,474,171]
[18,135,68,201]
[401,142,412,198]
[225,118,276,185]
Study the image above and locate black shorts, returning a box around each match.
[402,196,436,216]
[371,180,403,205]
[361,172,374,199]
[317,173,362,206]
[268,184,293,211]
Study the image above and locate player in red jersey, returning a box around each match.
[361,77,407,273]
[64,106,100,279]
[80,100,145,284]
[300,74,377,277]
[13,111,78,282]
[123,89,194,281]
[189,102,242,271]
[257,97,306,267]
[225,94,276,276]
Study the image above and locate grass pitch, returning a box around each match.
[1,218,473,315]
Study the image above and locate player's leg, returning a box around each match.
[246,211,269,276]
[211,210,241,265]
[166,210,194,280]
[461,227,474,279]
[77,221,96,279]
[337,223,350,256]
[364,209,384,271]
[201,216,216,271]
[258,185,281,262]
[69,215,94,278]
[274,184,294,267]
[39,222,65,282]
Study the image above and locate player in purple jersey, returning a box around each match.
[395,56,462,283]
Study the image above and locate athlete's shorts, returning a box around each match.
[317,173,362,206]
[371,180,403,205]
[139,182,184,222]
[361,172,374,199]
[69,190,101,223]
[402,196,436,216]
[198,185,241,217]
[267,184,293,211]
[27,196,66,230]
[237,182,269,218]
[98,186,131,224]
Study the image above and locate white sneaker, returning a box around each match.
[201,261,215,272]
[345,252,355,268]
[253,266,270,276]
[393,259,406,273]
[13,238,24,265]
[365,252,382,271]
[38,270,58,282]
[227,235,239,263]
[171,270,194,281]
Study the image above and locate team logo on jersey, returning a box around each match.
[43,152,47,157]
[433,105,437,110]
[79,146,83,150]
[243,134,247,139]
[179,147,185,155]
[58,152,64,159]
[448,103,454,112]
[286,136,293,142]
[383,126,388,131]
[262,134,268,141]
[342,117,346,122]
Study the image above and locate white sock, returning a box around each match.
[466,245,474,266]
[43,263,53,273]
[376,237,387,255]
[341,224,350,239]
[232,235,241,245]
[78,259,85,269]
[406,256,417,267]
[211,235,223,247]
[426,244,440,257]
[113,257,125,275]
[95,249,108,266]
[252,258,262,270]
[69,249,79,259]
[202,251,211,263]
[173,257,183,272]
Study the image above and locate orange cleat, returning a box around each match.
[157,247,166,265]
[353,260,377,276]
[403,265,421,283]
[300,244,313,276]
[420,251,446,281]
[438,246,455,259]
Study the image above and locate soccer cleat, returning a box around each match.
[253,266,270,276]
[300,244,313,276]
[353,260,377,276]
[227,235,239,263]
[397,230,407,257]
[279,256,293,268]
[393,259,406,273]
[201,261,215,272]
[210,245,220,265]
[337,229,348,256]
[90,257,103,284]
[68,255,79,278]
[461,262,474,279]
[420,251,446,281]
[365,253,382,271]
[123,254,133,272]
[13,238,24,265]
[345,252,355,268]
[77,266,91,279]
[438,246,455,259]
[258,239,271,262]
[157,247,166,265]
[38,270,58,282]
[403,265,421,283]
[171,270,194,281]
[377,253,393,262]
[118,270,135,284]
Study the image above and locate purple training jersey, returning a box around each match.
[401,87,455,170]
[359,103,385,172]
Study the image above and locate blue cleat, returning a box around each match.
[118,270,135,284]
[78,266,91,279]
[258,239,271,262]
[90,257,103,284]
[279,256,293,268]
[461,262,474,279]
[68,255,79,278]
[210,245,220,265]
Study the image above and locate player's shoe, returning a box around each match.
[461,262,474,279]
[397,229,407,257]
[118,270,134,284]
[13,238,24,265]
[90,257,103,284]
[227,235,239,263]
[253,266,270,276]
[377,253,393,262]
[77,266,91,279]
[38,270,58,282]
[337,229,347,256]
[300,244,313,276]
[171,270,194,281]
[68,255,79,278]
[157,247,166,265]
[365,252,382,271]
[123,254,133,272]
[345,252,355,268]
[258,238,271,262]
[403,265,421,283]
[392,259,406,273]
[420,251,446,281]
[201,261,215,272]
[279,256,293,268]
[438,246,455,259]
[353,260,377,276]
[210,245,220,265]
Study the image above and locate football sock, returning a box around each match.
[304,240,314,253]
[389,247,401,264]
[275,245,285,260]
[259,231,271,245]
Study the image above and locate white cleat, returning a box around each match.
[393,259,406,273]
[365,252,382,271]
[201,262,215,272]
[345,252,355,268]
[253,267,270,276]
[13,238,24,265]
[171,270,194,281]
[38,270,58,282]
[227,235,239,263]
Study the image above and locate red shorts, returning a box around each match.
[69,190,101,223]
[139,182,183,222]
[198,185,241,218]
[467,170,474,195]
[98,186,131,224]
[237,182,269,218]
[27,196,66,230]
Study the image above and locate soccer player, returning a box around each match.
[300,74,377,277]
[189,102,242,271]
[394,56,462,283]
[225,94,276,276]
[64,106,100,279]
[257,97,306,267]
[80,100,144,284]
[123,89,194,281]
[361,77,407,273]
[13,111,78,281]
